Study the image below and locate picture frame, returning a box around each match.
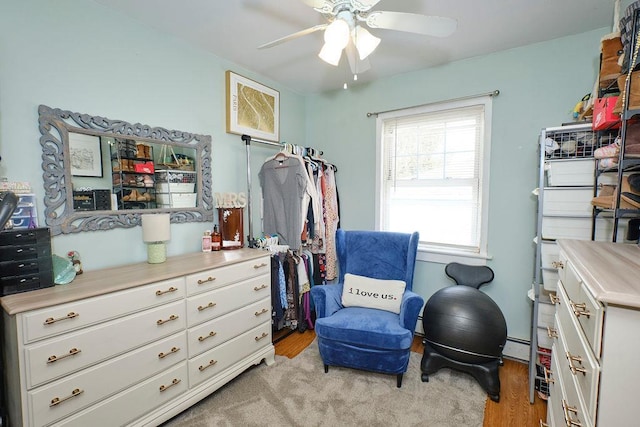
[226,70,280,142]
[68,132,103,177]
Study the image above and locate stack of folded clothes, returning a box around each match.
[594,137,620,170]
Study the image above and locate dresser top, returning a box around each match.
[558,239,640,308]
[1,248,270,315]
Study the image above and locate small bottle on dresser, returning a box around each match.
[212,225,222,251]
[202,230,212,252]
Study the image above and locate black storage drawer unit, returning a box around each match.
[0,227,53,296]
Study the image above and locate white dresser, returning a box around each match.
[0,249,274,427]
[546,239,640,426]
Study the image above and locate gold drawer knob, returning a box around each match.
[47,348,81,364]
[543,366,555,384]
[159,378,181,392]
[156,286,178,296]
[198,359,218,372]
[197,302,217,311]
[549,293,560,305]
[253,262,268,269]
[197,276,216,285]
[198,331,217,342]
[255,332,269,341]
[44,312,79,325]
[562,399,582,426]
[566,352,587,375]
[255,308,269,316]
[570,301,591,318]
[546,326,558,339]
[158,347,180,359]
[50,388,83,407]
[254,284,268,291]
[156,314,179,325]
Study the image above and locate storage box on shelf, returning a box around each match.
[155,170,197,208]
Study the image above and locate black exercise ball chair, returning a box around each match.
[420,262,507,402]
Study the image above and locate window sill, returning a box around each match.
[417,246,492,266]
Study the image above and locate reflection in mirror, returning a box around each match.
[38,105,213,235]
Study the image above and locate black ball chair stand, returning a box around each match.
[420,262,507,402]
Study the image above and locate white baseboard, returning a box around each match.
[503,337,530,362]
[416,316,530,362]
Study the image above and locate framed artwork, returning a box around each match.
[68,132,103,177]
[226,70,280,142]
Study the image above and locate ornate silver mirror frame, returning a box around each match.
[38,104,213,235]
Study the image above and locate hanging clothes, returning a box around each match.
[259,153,309,250]
[323,165,340,281]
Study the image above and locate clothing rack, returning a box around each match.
[241,134,327,248]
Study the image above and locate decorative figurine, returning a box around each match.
[67,250,83,275]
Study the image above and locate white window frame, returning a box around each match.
[375,95,493,265]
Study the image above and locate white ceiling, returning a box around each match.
[93,0,615,94]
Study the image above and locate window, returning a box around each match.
[375,95,492,263]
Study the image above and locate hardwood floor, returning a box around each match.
[274,329,547,427]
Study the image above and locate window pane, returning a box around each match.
[388,186,478,247]
[378,99,490,255]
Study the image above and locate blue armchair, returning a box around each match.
[310,229,424,387]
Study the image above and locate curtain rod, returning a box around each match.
[366,89,500,118]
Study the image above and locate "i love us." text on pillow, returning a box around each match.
[341,273,406,314]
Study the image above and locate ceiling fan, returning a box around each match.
[258,0,457,78]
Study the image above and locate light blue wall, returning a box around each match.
[0,0,612,342]
[305,28,609,340]
[0,0,306,269]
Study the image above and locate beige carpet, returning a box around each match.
[163,340,486,426]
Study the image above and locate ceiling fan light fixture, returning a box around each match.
[353,25,380,60]
[323,18,350,49]
[318,42,343,66]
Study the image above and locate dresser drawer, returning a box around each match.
[555,307,599,423]
[558,279,603,359]
[24,302,186,389]
[547,349,566,427]
[53,361,188,427]
[187,298,271,357]
[188,322,272,387]
[186,275,271,327]
[185,256,270,296]
[21,277,185,343]
[27,332,188,427]
[553,313,593,427]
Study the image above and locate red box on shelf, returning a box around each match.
[134,162,154,174]
[592,96,621,131]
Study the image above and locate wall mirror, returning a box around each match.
[38,105,213,235]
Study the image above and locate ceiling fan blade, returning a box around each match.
[345,42,371,75]
[351,0,381,12]
[258,24,327,49]
[366,11,457,37]
[299,0,328,8]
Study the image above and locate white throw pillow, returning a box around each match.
[341,273,406,314]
